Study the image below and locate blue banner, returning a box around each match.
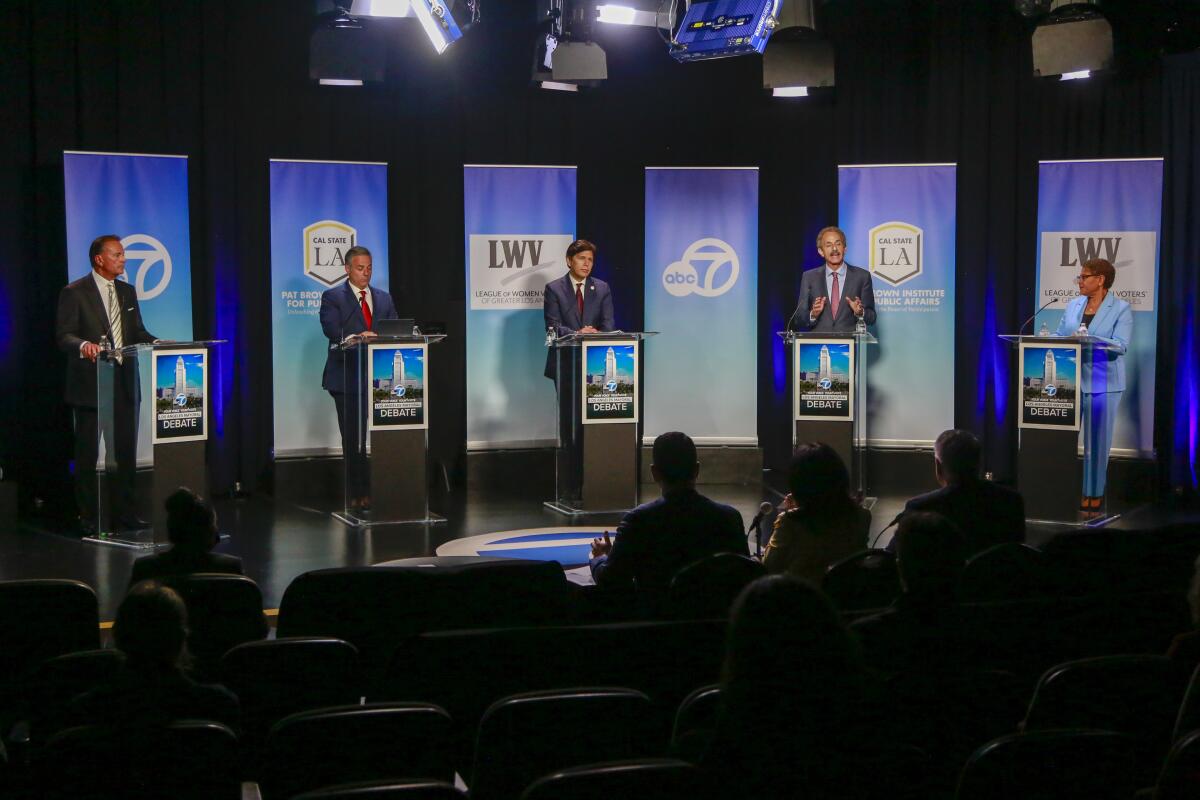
[1035,159,1162,457]
[645,168,758,444]
[63,152,193,340]
[839,164,957,447]
[464,165,576,449]
[270,159,389,457]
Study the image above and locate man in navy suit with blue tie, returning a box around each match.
[319,245,398,508]
[788,226,877,332]
[543,239,615,380]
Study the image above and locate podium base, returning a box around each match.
[543,500,631,517]
[83,528,163,551]
[331,510,447,529]
[1027,509,1123,529]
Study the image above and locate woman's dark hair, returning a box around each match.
[787,442,855,515]
[114,582,190,670]
[565,239,596,260]
[1083,257,1116,290]
[165,487,218,550]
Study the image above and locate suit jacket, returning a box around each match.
[129,548,245,588]
[319,281,399,393]
[543,274,615,379]
[590,487,748,592]
[886,479,1026,558]
[1053,292,1132,393]
[790,264,877,332]
[56,274,157,407]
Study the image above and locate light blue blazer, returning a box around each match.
[1054,292,1133,393]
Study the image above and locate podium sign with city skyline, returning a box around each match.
[368,343,427,430]
[793,339,855,422]
[581,340,638,424]
[1018,341,1080,431]
[151,349,207,444]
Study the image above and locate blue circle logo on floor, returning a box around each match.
[436,527,611,568]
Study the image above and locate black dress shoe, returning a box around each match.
[116,515,150,531]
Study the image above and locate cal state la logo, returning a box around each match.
[303,220,357,286]
[869,221,923,286]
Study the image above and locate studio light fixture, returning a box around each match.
[762,0,833,97]
[310,7,387,85]
[533,1,608,90]
[348,0,412,16]
[1028,0,1113,79]
[410,0,465,54]
[594,0,670,29]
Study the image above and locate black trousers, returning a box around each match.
[332,390,369,501]
[72,378,138,524]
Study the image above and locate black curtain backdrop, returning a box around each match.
[1,0,1196,515]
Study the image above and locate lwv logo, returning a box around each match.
[486,239,549,270]
[1058,236,1122,266]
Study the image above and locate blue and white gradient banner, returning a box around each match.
[464,165,576,449]
[644,168,758,444]
[1035,159,1162,457]
[839,164,957,447]
[270,159,389,457]
[64,152,193,340]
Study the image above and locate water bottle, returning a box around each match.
[411,323,421,336]
[854,317,867,336]
[1037,321,1050,337]
[1075,320,1089,337]
[99,335,110,358]
[545,327,556,347]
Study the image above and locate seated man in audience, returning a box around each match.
[129,487,243,587]
[1168,553,1200,666]
[886,429,1024,557]
[589,431,748,595]
[851,512,973,675]
[67,582,240,731]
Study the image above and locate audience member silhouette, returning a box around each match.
[851,511,972,674]
[1168,552,1200,666]
[763,442,870,584]
[702,575,874,799]
[67,582,239,731]
[128,487,243,587]
[885,429,1024,556]
[589,431,748,596]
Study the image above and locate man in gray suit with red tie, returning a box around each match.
[788,226,877,332]
[542,239,615,380]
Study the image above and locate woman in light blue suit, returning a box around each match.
[1054,258,1133,511]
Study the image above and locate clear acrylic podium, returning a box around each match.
[92,339,225,549]
[1000,333,1125,525]
[544,331,656,516]
[334,333,447,528]
[778,330,877,501]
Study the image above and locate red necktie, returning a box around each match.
[830,271,840,317]
[360,290,372,330]
[576,282,584,319]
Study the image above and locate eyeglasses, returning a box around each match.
[1074,273,1099,283]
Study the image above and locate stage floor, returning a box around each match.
[5,482,1186,621]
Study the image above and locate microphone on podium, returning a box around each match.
[1018,297,1061,336]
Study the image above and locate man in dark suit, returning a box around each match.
[543,239,615,380]
[56,234,158,532]
[789,226,877,332]
[886,429,1026,557]
[319,245,398,508]
[589,431,748,594]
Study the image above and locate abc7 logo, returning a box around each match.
[120,234,173,301]
[662,238,740,298]
[1042,384,1058,397]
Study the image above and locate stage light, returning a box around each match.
[1029,1,1113,79]
[540,80,580,92]
[349,0,412,16]
[596,4,636,24]
[668,0,781,63]
[410,0,464,53]
[532,4,607,89]
[1060,69,1090,80]
[310,8,387,85]
[762,0,833,97]
[319,78,365,86]
[594,1,668,28]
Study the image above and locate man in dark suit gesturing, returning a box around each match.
[543,239,615,380]
[319,245,398,508]
[56,234,158,533]
[789,226,877,332]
